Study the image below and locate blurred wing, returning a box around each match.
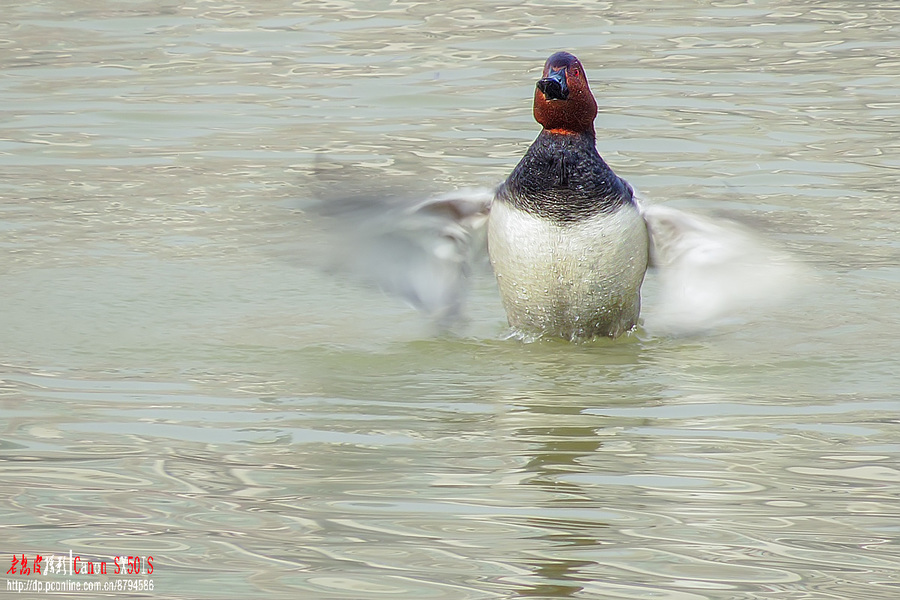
[641,203,804,333]
[314,187,493,327]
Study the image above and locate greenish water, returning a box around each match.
[2,1,899,598]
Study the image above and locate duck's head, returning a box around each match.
[533,51,598,136]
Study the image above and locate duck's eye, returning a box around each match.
[569,67,580,78]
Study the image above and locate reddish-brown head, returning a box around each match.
[533,52,598,136]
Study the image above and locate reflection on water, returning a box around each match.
[4,367,900,598]
[2,0,900,598]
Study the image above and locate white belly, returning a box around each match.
[487,200,649,340]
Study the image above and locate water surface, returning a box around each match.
[2,1,899,598]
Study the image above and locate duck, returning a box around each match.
[488,51,648,340]
[314,52,799,341]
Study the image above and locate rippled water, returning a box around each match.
[3,1,900,598]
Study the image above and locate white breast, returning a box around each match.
[487,200,649,340]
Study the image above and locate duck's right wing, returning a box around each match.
[315,187,494,328]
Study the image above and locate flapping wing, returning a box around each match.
[313,187,494,327]
[641,203,804,333]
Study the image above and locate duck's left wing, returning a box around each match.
[640,203,805,333]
